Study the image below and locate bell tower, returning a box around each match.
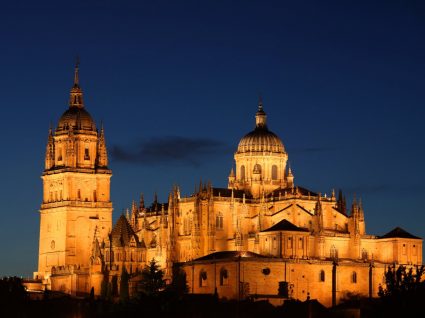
[36,62,112,286]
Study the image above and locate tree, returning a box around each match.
[377,264,425,317]
[379,264,425,297]
[166,264,188,297]
[139,258,165,296]
[119,265,130,303]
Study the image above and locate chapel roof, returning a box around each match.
[379,227,421,239]
[262,219,309,233]
[111,214,140,247]
[194,250,266,261]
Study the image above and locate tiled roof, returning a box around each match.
[379,227,421,239]
[268,186,317,198]
[194,251,266,261]
[212,187,252,199]
[262,219,309,233]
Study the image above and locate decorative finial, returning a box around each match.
[258,94,263,111]
[74,56,80,87]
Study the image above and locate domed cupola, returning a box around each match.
[236,101,285,154]
[230,99,290,198]
[56,61,96,133]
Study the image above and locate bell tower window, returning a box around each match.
[84,148,90,160]
[272,165,278,180]
[240,165,245,181]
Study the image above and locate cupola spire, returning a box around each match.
[69,58,84,108]
[255,96,267,128]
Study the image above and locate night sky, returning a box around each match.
[1,0,424,277]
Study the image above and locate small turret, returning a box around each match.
[139,193,145,211]
[315,194,324,233]
[45,126,55,170]
[228,167,235,188]
[286,166,294,188]
[96,123,108,168]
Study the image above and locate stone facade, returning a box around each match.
[36,64,422,306]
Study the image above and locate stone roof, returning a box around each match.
[379,227,421,239]
[111,214,140,247]
[268,186,317,198]
[194,251,266,261]
[262,219,309,233]
[212,187,252,199]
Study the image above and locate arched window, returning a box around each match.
[216,213,224,230]
[199,270,207,287]
[240,165,245,180]
[319,270,325,282]
[220,268,229,286]
[352,271,357,283]
[272,165,278,180]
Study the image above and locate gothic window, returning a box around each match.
[352,271,357,283]
[319,270,325,282]
[93,190,97,202]
[330,245,338,260]
[272,165,278,180]
[199,270,207,287]
[84,148,90,160]
[216,213,224,230]
[220,268,229,286]
[361,249,368,260]
[240,165,245,180]
[77,189,81,200]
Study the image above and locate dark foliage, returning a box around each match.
[138,258,165,296]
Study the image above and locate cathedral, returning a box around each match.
[34,64,423,307]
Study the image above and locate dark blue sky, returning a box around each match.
[0,0,424,277]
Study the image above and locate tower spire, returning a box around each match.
[69,58,84,108]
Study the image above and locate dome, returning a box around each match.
[237,127,285,153]
[56,106,96,132]
[236,103,285,154]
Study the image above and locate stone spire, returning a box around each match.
[286,165,294,188]
[96,123,108,167]
[139,193,145,211]
[45,125,55,170]
[255,96,267,128]
[69,58,84,108]
[315,194,324,233]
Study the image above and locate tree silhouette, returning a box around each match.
[378,264,425,317]
[139,259,165,296]
[119,265,130,302]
